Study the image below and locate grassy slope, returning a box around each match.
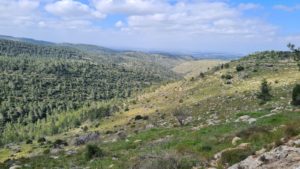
[1,57,300,168]
[172,59,226,78]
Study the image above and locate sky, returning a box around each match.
[0,0,300,54]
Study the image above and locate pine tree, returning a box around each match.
[257,79,272,102]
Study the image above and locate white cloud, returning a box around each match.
[45,0,105,20]
[273,4,300,12]
[1,0,299,54]
[122,1,275,37]
[115,20,124,28]
[238,3,262,10]
[92,0,169,15]
[0,0,40,26]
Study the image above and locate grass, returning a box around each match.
[172,60,226,78]
[3,111,300,169]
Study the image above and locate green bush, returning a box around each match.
[37,137,46,143]
[43,148,50,154]
[221,74,233,80]
[292,84,300,106]
[284,123,299,138]
[199,72,205,78]
[53,139,68,147]
[236,65,245,72]
[257,79,272,103]
[220,147,253,166]
[224,63,230,68]
[85,144,104,160]
[26,139,33,144]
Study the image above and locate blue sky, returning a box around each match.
[0,0,300,54]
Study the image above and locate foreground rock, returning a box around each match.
[229,145,300,169]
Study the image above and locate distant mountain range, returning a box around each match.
[0,35,243,60]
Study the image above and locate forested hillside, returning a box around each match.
[0,39,85,59]
[0,38,184,144]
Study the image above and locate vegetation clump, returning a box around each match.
[284,123,299,138]
[287,43,300,70]
[173,107,188,126]
[236,65,245,72]
[220,147,253,166]
[292,84,300,106]
[221,74,233,80]
[53,139,68,148]
[85,144,104,160]
[257,79,272,103]
[37,137,46,143]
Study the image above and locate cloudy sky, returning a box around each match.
[0,0,300,54]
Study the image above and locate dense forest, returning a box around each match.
[0,39,181,144]
[0,39,86,59]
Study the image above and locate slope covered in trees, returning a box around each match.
[0,38,183,142]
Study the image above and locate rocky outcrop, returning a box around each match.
[235,115,256,124]
[72,132,100,146]
[229,140,300,169]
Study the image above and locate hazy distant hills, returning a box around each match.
[0,35,242,60]
[0,35,54,46]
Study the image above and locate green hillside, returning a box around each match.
[0,49,299,169]
[0,39,190,145]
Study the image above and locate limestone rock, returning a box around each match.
[9,165,22,169]
[229,145,300,169]
[72,132,100,146]
[232,137,242,145]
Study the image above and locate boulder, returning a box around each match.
[229,145,300,169]
[50,148,63,155]
[183,116,193,125]
[66,149,77,155]
[232,137,242,145]
[72,132,100,146]
[145,124,155,129]
[9,165,22,169]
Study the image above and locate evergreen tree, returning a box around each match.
[257,79,272,102]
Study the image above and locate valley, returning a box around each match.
[0,37,300,169]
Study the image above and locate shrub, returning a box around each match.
[221,74,233,80]
[85,144,104,160]
[257,79,272,103]
[236,65,245,72]
[43,148,50,154]
[284,123,299,138]
[199,72,205,78]
[82,126,88,132]
[236,126,269,139]
[173,107,188,126]
[200,145,212,152]
[26,139,33,144]
[37,137,46,143]
[220,147,253,166]
[53,139,68,147]
[224,63,230,68]
[134,115,143,121]
[292,84,300,106]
